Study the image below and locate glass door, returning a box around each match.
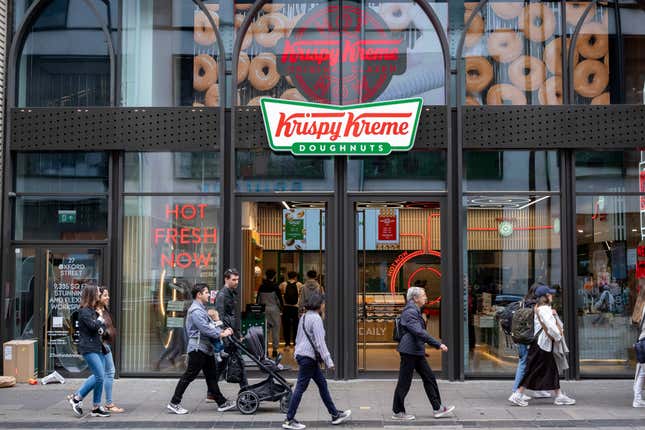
[356,202,442,371]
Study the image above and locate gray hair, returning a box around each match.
[407,286,425,302]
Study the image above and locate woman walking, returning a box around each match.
[67,285,110,417]
[282,292,351,430]
[633,286,645,408]
[509,285,575,407]
[392,286,454,421]
[70,287,124,414]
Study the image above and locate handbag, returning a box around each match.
[635,314,645,364]
[302,314,324,366]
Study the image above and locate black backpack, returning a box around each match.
[496,301,522,336]
[284,281,299,305]
[392,316,405,342]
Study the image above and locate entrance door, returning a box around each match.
[10,247,105,377]
[356,202,443,372]
[238,200,327,369]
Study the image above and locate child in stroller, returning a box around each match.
[228,325,293,414]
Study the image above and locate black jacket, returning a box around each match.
[215,286,240,334]
[77,307,106,355]
[397,300,441,356]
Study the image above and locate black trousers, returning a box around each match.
[392,353,442,413]
[171,350,226,406]
[282,306,299,346]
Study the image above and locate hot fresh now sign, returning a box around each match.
[261,98,422,156]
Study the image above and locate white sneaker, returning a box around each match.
[508,392,528,407]
[282,419,306,429]
[633,399,645,408]
[391,412,415,420]
[433,405,455,418]
[554,394,576,406]
[532,390,552,398]
[167,403,188,414]
[217,399,236,412]
[331,410,351,425]
[521,393,532,401]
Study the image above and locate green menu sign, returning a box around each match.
[285,218,304,241]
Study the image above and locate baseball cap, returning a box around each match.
[535,285,557,298]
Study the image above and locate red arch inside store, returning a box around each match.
[389,249,441,294]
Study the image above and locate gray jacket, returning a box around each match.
[186,300,222,356]
[397,300,441,356]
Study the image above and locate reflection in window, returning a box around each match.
[576,151,643,193]
[464,195,561,375]
[576,195,643,375]
[16,152,108,193]
[121,196,220,373]
[17,0,115,107]
[618,1,645,104]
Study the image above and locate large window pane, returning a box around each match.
[464,150,559,192]
[464,195,561,375]
[16,152,108,193]
[14,196,108,240]
[125,152,219,193]
[618,1,645,104]
[576,150,644,193]
[347,151,446,191]
[576,195,643,376]
[121,196,220,373]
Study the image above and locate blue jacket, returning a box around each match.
[397,300,441,356]
[186,300,223,356]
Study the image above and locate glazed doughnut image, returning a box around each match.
[249,53,281,91]
[487,30,523,63]
[566,2,595,26]
[262,3,284,13]
[543,37,573,75]
[465,56,493,93]
[522,3,556,42]
[465,96,481,106]
[591,92,610,105]
[253,13,289,48]
[238,52,250,84]
[194,10,219,46]
[486,84,527,105]
[380,3,412,31]
[576,22,608,60]
[538,76,563,105]
[193,54,218,92]
[574,59,609,98]
[509,55,546,92]
[491,2,523,20]
[247,96,264,106]
[205,84,219,107]
[465,11,484,48]
[235,14,253,50]
[281,88,306,101]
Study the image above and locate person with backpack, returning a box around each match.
[282,292,351,429]
[280,271,302,349]
[298,270,324,314]
[257,268,284,358]
[632,286,645,408]
[509,285,576,407]
[503,284,552,404]
[392,286,454,421]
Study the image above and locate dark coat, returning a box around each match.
[397,300,441,356]
[77,307,106,355]
[215,286,240,334]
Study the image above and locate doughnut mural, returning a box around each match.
[193,3,223,107]
[462,1,611,105]
[233,1,448,106]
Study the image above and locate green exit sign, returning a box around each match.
[58,210,77,224]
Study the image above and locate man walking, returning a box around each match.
[167,283,236,414]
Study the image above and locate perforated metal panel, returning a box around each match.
[10,108,220,151]
[234,106,448,150]
[463,106,645,149]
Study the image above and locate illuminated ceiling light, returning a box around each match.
[281,201,291,210]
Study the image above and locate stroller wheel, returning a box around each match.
[237,391,260,415]
[280,392,292,414]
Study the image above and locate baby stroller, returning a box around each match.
[228,326,292,414]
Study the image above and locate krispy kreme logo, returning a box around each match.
[261,97,422,156]
[277,1,406,105]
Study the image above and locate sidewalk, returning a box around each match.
[0,378,643,429]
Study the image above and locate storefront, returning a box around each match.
[2,0,645,381]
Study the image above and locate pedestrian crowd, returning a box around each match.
[65,270,645,429]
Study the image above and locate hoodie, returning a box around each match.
[298,279,323,311]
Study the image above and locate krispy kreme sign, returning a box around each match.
[277,1,407,104]
[261,97,422,156]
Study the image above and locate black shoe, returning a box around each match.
[91,407,110,417]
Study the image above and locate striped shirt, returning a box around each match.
[294,310,333,368]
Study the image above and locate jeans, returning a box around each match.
[392,353,442,413]
[512,343,529,392]
[172,350,227,406]
[79,352,106,406]
[286,355,339,421]
[77,351,115,404]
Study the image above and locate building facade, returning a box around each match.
[2,0,645,381]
